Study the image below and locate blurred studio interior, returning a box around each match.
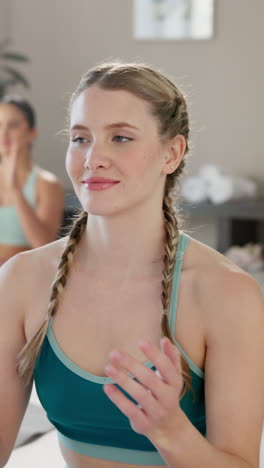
[0,1,263,467]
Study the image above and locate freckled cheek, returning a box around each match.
[65,149,84,179]
[124,151,151,174]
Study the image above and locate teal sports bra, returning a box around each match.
[0,168,37,246]
[34,232,205,466]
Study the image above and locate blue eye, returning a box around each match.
[71,136,88,144]
[113,136,132,143]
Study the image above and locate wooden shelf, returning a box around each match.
[181,198,264,252]
[181,198,264,220]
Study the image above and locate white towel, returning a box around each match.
[181,176,208,203]
[198,164,221,182]
[207,175,257,204]
[224,244,264,273]
[183,164,259,204]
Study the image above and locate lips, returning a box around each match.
[82,177,119,184]
[82,177,120,191]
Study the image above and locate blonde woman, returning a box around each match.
[0,96,64,266]
[0,63,263,468]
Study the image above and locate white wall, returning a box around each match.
[0,0,11,41]
[1,0,263,245]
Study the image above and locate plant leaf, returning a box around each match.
[0,52,30,62]
[1,66,30,88]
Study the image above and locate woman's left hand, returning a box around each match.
[104,337,184,444]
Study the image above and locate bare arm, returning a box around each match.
[154,271,264,468]
[0,256,33,466]
[13,172,64,248]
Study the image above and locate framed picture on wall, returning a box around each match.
[133,0,215,40]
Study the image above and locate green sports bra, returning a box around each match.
[0,168,37,246]
[34,231,205,466]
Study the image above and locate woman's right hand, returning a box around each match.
[5,143,20,191]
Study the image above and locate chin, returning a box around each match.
[80,199,123,217]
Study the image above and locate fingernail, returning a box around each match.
[161,336,170,346]
[109,350,124,362]
[138,339,150,350]
[103,383,116,394]
[105,365,119,377]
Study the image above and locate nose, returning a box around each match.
[83,143,111,170]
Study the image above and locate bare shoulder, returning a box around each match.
[0,237,67,303]
[185,235,264,333]
[186,238,264,463]
[35,166,63,189]
[15,236,66,274]
[0,237,69,335]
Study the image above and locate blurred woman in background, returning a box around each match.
[0,96,64,265]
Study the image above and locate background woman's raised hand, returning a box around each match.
[4,143,20,191]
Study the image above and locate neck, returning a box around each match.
[75,201,167,279]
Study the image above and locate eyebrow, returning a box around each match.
[70,122,141,132]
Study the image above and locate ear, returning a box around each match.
[161,134,186,175]
[29,128,38,144]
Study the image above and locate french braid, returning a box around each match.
[17,211,88,385]
[161,183,191,396]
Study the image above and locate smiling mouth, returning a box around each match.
[82,179,120,191]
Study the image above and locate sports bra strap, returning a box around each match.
[167,232,204,378]
[168,231,190,333]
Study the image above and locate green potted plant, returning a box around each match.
[0,39,30,99]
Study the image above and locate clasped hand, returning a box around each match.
[104,337,184,445]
